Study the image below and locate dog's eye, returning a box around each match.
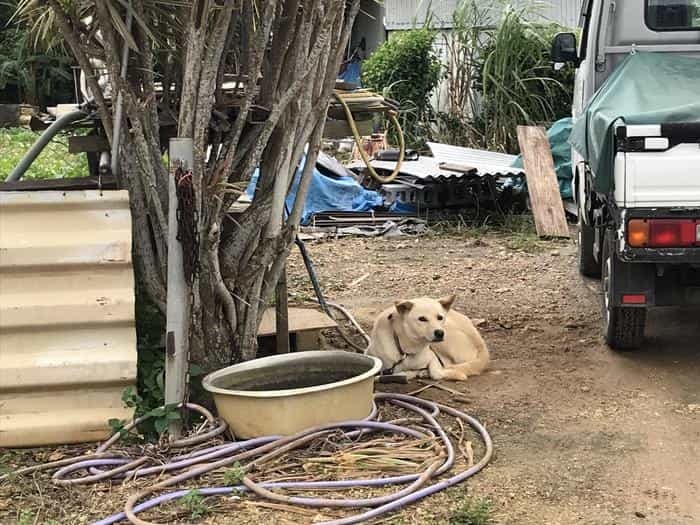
[418,316,428,322]
[437,315,444,321]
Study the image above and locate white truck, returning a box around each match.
[551,0,700,349]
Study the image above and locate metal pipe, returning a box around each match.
[99,152,111,176]
[110,1,133,178]
[6,110,87,182]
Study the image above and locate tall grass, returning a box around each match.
[477,5,573,153]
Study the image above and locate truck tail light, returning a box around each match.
[628,219,698,247]
[628,220,649,247]
[622,294,646,305]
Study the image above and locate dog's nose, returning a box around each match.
[434,329,444,340]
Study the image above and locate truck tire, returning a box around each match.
[601,229,646,350]
[578,214,601,278]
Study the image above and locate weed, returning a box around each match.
[223,462,246,486]
[450,497,492,525]
[111,289,207,443]
[181,489,208,520]
[16,510,33,525]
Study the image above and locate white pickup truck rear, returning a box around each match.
[614,124,700,208]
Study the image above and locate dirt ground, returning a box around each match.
[286,229,700,525]
[2,228,699,525]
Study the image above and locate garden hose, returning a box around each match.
[332,90,405,184]
[7,395,492,525]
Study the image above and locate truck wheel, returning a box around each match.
[601,230,646,350]
[578,214,601,278]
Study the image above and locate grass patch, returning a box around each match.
[431,213,550,253]
[180,489,208,520]
[450,497,492,525]
[0,127,87,181]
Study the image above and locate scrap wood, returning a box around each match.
[438,162,477,174]
[516,125,570,238]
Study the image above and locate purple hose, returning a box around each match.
[85,394,492,525]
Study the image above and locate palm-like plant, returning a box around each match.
[9,0,362,372]
[0,0,73,105]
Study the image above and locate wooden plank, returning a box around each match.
[516,126,570,238]
[68,135,110,154]
[438,162,477,174]
[258,307,337,337]
[0,175,117,192]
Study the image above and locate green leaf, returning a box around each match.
[189,364,205,377]
[154,417,169,435]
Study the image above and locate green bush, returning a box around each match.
[362,28,441,147]
[0,128,87,181]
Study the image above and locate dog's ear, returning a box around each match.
[394,300,414,315]
[438,294,456,311]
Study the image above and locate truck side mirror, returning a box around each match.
[551,32,578,66]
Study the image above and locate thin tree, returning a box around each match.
[17,0,360,370]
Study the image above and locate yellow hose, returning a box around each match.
[333,91,405,184]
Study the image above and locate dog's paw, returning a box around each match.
[442,369,467,381]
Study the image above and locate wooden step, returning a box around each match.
[257,307,337,337]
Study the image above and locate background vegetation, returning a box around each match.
[0,128,86,180]
[0,1,75,107]
[362,28,441,148]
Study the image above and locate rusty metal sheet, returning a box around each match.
[0,190,137,447]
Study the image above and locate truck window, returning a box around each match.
[646,0,700,31]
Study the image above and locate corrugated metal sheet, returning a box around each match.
[427,142,525,177]
[385,0,459,30]
[385,0,583,30]
[349,145,522,183]
[0,190,136,447]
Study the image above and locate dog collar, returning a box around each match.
[384,314,408,375]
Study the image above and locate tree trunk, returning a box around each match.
[49,0,361,373]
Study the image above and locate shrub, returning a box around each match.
[362,28,441,147]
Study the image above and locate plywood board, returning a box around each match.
[258,307,337,337]
[516,126,570,238]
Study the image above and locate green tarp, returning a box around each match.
[569,52,700,193]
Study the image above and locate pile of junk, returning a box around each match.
[238,85,576,238]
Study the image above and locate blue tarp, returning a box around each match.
[245,154,383,225]
[512,117,573,199]
[338,61,362,86]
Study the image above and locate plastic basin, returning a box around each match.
[202,350,382,438]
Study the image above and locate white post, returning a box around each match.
[166,138,193,439]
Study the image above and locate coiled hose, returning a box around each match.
[333,91,405,184]
[4,394,492,525]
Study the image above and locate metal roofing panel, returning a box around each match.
[427,142,524,177]
[384,0,582,30]
[384,0,458,30]
[0,190,136,447]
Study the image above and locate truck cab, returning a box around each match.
[551,0,700,349]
